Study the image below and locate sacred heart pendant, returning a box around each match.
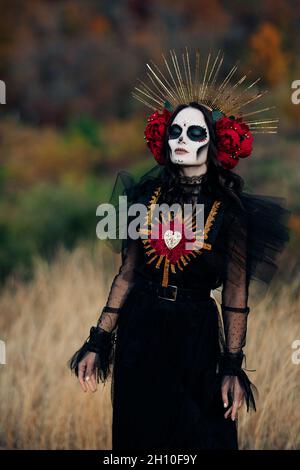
[163,230,182,249]
[141,185,222,288]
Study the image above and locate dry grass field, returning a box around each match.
[0,243,299,450]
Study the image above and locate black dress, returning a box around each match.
[68,164,290,450]
[93,165,291,451]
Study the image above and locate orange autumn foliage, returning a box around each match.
[249,23,288,87]
[288,214,300,236]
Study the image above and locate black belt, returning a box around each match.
[134,276,211,302]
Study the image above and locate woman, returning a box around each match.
[68,50,291,450]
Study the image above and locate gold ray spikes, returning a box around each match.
[131,46,278,134]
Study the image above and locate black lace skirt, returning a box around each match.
[111,281,238,451]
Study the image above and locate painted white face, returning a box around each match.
[168,107,210,165]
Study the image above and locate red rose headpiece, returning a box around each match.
[144,109,172,165]
[144,109,254,170]
[214,116,254,170]
[133,48,278,170]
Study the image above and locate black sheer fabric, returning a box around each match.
[219,189,290,357]
[97,238,140,333]
[95,166,165,335]
[219,205,255,411]
[68,163,291,449]
[221,207,250,354]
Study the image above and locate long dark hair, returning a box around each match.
[159,102,246,209]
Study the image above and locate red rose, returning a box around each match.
[215,116,253,169]
[144,108,172,165]
[235,121,250,135]
[216,128,240,153]
[216,117,234,130]
[217,151,239,170]
[237,132,253,158]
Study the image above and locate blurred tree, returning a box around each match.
[66,114,103,148]
[164,0,229,31]
[0,180,104,282]
[249,22,288,86]
[0,0,19,77]
[1,0,299,125]
[264,0,300,33]
[0,119,101,192]
[128,0,153,22]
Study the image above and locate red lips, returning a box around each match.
[175,148,189,154]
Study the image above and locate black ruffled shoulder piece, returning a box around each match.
[210,189,292,308]
[243,191,290,272]
[103,164,164,254]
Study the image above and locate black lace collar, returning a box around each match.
[178,173,206,185]
[178,173,207,195]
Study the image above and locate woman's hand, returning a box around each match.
[78,351,98,393]
[221,375,245,421]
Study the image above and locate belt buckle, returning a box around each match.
[158,284,178,301]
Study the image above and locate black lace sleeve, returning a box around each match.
[95,164,163,334]
[96,237,139,333]
[219,191,291,412]
[68,236,140,385]
[221,208,250,355]
[219,207,257,411]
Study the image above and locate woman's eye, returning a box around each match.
[187,125,207,141]
[169,124,182,139]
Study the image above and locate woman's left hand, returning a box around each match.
[221,375,245,421]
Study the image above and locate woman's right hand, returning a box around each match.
[78,351,98,393]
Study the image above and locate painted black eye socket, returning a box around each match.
[169,124,182,139]
[169,124,207,141]
[187,125,207,141]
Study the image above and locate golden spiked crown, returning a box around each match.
[131,47,278,134]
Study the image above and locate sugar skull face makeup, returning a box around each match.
[168,107,210,166]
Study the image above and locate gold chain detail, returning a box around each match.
[203,200,221,241]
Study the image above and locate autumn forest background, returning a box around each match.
[0,0,300,450]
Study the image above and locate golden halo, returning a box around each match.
[132,47,278,134]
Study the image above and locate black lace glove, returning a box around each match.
[219,350,257,412]
[68,325,117,384]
